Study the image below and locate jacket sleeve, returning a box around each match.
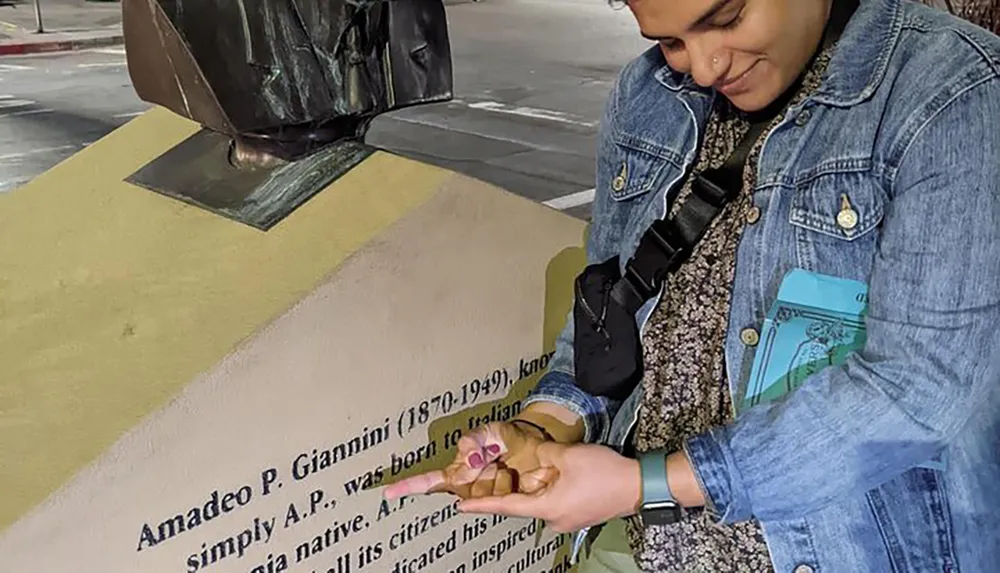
[685,78,1000,522]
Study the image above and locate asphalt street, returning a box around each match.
[0,0,651,219]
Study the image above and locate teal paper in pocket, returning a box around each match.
[739,268,946,471]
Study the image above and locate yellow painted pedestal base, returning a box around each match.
[0,108,597,572]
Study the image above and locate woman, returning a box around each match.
[385,0,1000,571]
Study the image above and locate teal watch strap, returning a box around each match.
[639,450,673,504]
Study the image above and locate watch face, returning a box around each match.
[641,500,683,527]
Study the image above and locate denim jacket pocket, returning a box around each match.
[789,172,886,241]
[603,136,682,202]
[787,172,886,276]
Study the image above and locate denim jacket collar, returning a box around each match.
[652,0,904,106]
[653,64,696,93]
[813,0,904,106]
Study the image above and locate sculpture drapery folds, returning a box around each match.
[122,0,453,160]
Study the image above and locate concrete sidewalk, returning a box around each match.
[0,0,122,55]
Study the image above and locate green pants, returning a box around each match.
[577,519,643,573]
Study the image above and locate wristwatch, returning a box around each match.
[638,450,684,526]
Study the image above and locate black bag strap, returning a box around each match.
[609,116,770,315]
[609,0,858,316]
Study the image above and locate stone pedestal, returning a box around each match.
[0,107,587,573]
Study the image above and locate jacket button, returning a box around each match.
[746,206,761,224]
[740,328,759,346]
[794,109,812,127]
[837,207,858,230]
[612,175,626,192]
[612,162,628,192]
[837,193,858,230]
[793,565,814,573]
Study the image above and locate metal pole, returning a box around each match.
[34,0,44,34]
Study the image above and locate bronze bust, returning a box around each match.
[122,0,453,161]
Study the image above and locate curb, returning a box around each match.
[0,33,123,56]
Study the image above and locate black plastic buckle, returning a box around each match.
[693,171,740,207]
[648,220,683,262]
[622,262,656,301]
[623,217,690,299]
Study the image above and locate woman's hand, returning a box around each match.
[383,402,584,501]
[382,420,558,500]
[458,441,642,533]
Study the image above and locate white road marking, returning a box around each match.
[388,98,598,150]
[462,100,598,128]
[387,113,564,151]
[0,97,34,109]
[0,94,40,116]
[0,64,33,71]
[544,188,596,210]
[112,110,147,118]
[0,145,76,161]
[453,99,599,209]
[396,98,600,210]
[0,108,53,118]
[77,61,126,68]
[0,176,30,193]
[92,47,126,55]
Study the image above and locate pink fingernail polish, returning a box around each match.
[468,453,484,468]
[486,444,501,456]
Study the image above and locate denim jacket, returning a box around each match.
[524,0,1000,570]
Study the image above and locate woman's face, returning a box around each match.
[626,0,832,111]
